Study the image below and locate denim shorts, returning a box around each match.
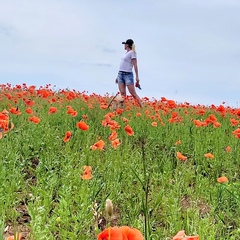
[118,71,134,85]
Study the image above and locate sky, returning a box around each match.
[0,0,240,107]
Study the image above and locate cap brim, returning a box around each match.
[122,42,126,44]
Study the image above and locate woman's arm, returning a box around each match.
[132,58,139,82]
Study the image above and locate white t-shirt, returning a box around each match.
[119,50,137,72]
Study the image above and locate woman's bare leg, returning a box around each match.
[127,85,142,107]
[118,84,126,97]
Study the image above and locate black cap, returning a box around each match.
[122,39,134,47]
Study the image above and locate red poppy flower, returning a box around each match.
[108,130,118,141]
[177,152,187,161]
[98,226,143,240]
[125,125,134,136]
[172,230,199,240]
[66,106,78,117]
[111,138,121,149]
[102,115,121,130]
[204,153,214,159]
[90,139,105,150]
[98,227,127,240]
[224,146,231,152]
[121,117,129,123]
[24,99,35,107]
[175,140,181,145]
[0,110,10,133]
[25,107,33,114]
[230,118,239,126]
[81,166,92,180]
[6,233,23,240]
[119,226,144,240]
[166,99,177,108]
[232,128,240,138]
[63,131,72,142]
[82,114,88,120]
[48,107,58,114]
[213,121,221,128]
[100,103,108,109]
[217,176,228,183]
[29,116,40,124]
[151,122,157,127]
[76,121,89,131]
[9,107,21,115]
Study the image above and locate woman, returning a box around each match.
[115,39,142,107]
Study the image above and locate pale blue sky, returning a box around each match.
[0,0,240,106]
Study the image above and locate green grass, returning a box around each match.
[0,85,240,239]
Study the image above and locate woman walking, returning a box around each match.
[115,39,142,107]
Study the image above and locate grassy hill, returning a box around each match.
[0,84,240,240]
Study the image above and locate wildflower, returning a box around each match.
[216,105,226,116]
[81,166,92,180]
[108,130,118,141]
[121,117,129,123]
[177,152,187,161]
[213,121,221,128]
[116,108,124,115]
[175,140,181,145]
[205,114,217,125]
[6,233,23,240]
[67,106,78,117]
[0,109,11,134]
[1,109,9,115]
[90,139,105,150]
[224,146,231,152]
[102,116,121,130]
[24,99,35,107]
[66,91,76,100]
[25,107,33,114]
[232,128,240,138]
[111,138,121,149]
[151,121,157,127]
[9,107,21,115]
[76,121,89,131]
[193,119,207,127]
[172,230,199,240]
[125,125,134,136]
[217,176,228,183]
[29,116,40,124]
[98,226,144,240]
[166,99,176,108]
[98,227,124,240]
[230,118,239,126]
[196,109,206,116]
[204,153,214,159]
[100,103,108,109]
[88,104,93,109]
[82,114,88,120]
[168,112,182,123]
[63,131,72,142]
[119,226,144,240]
[48,107,58,114]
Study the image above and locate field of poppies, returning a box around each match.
[0,83,240,240]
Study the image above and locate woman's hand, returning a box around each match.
[135,80,141,89]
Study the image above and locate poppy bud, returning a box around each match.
[105,199,113,217]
